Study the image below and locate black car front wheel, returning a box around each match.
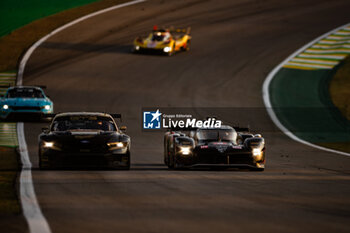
[38,148,51,170]
[116,151,130,170]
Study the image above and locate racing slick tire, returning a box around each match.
[167,153,174,169]
[117,151,130,170]
[250,167,264,172]
[38,148,51,170]
[172,154,183,170]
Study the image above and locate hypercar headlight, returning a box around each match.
[44,105,51,110]
[163,47,171,53]
[43,142,54,148]
[179,146,191,155]
[3,104,9,110]
[252,148,262,156]
[107,142,126,150]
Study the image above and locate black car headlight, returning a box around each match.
[42,141,61,151]
[107,142,127,150]
[43,142,54,148]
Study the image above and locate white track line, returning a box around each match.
[17,123,51,233]
[262,22,350,157]
[16,1,146,232]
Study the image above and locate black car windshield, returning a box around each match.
[7,88,44,98]
[196,129,236,142]
[51,116,117,131]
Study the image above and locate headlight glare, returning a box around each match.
[107,142,126,150]
[179,146,191,155]
[44,142,54,148]
[3,104,9,110]
[44,105,51,110]
[163,47,171,53]
[252,148,262,156]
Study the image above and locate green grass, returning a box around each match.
[317,142,350,154]
[324,56,350,153]
[0,147,21,215]
[0,0,99,37]
[0,0,129,230]
[0,146,27,232]
[0,0,128,72]
[329,56,350,121]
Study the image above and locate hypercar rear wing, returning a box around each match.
[167,126,198,132]
[169,27,191,35]
[233,126,250,132]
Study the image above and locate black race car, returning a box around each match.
[164,125,265,170]
[38,112,131,169]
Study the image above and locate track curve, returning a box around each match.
[22,0,350,232]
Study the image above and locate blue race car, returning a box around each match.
[0,86,53,120]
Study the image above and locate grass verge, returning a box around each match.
[0,0,100,37]
[329,56,350,121]
[0,147,20,214]
[317,142,350,154]
[319,57,350,154]
[0,0,130,230]
[0,146,27,233]
[0,0,128,72]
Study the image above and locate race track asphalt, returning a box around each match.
[21,0,350,232]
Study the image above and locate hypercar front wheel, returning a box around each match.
[167,45,176,56]
[167,152,174,169]
[250,167,264,171]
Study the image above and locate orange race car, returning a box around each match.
[133,26,191,56]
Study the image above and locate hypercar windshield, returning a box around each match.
[196,128,237,143]
[151,32,170,42]
[7,88,44,98]
[51,116,117,132]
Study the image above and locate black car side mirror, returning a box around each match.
[42,127,49,133]
[120,126,127,132]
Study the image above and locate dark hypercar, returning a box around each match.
[38,112,130,169]
[164,125,265,171]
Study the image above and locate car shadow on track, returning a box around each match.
[40,41,185,57]
[31,164,259,172]
[41,41,133,55]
